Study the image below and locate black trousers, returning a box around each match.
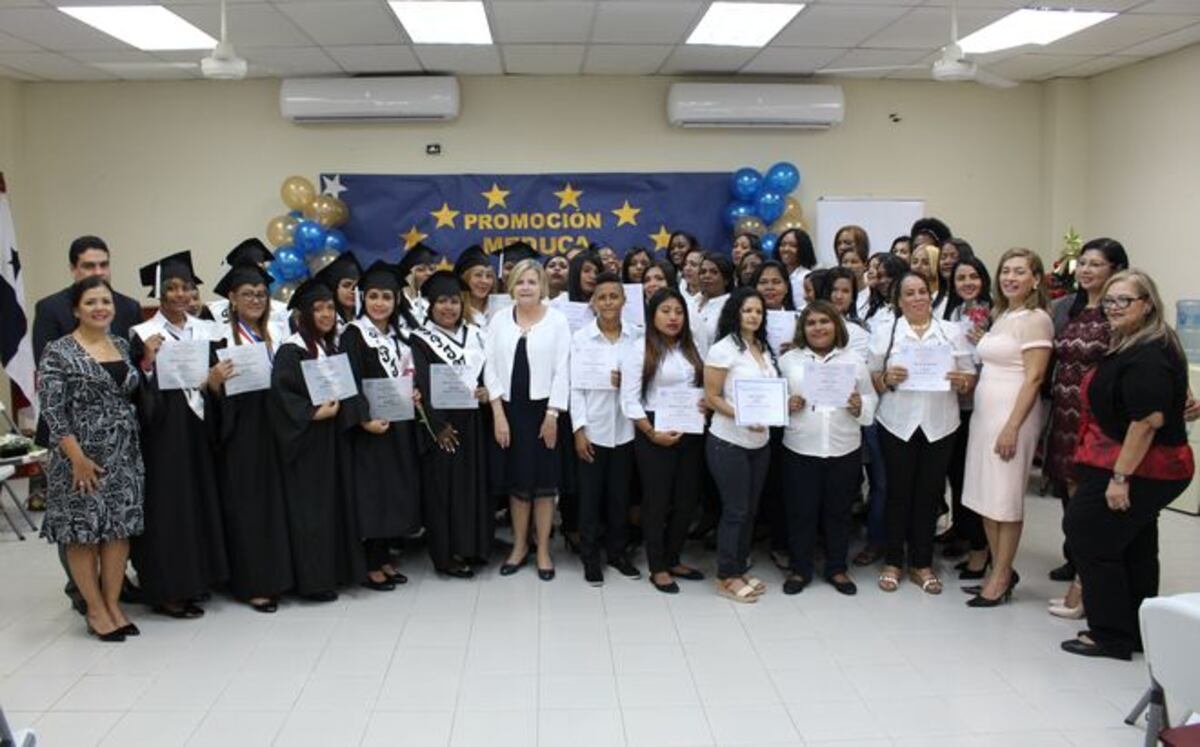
[635,422,703,575]
[364,538,391,571]
[1064,465,1189,651]
[880,427,956,569]
[707,435,771,579]
[761,429,789,554]
[782,448,862,579]
[946,411,986,551]
[578,442,634,566]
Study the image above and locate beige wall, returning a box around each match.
[1,77,24,412]
[12,74,1044,304]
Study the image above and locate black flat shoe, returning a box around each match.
[438,566,475,579]
[250,600,278,614]
[1049,562,1076,582]
[537,567,556,581]
[361,578,396,592]
[118,623,140,636]
[153,603,204,620]
[87,624,126,642]
[827,577,857,596]
[303,590,339,603]
[382,569,408,585]
[1061,637,1132,661]
[670,566,704,581]
[651,578,680,594]
[607,557,641,580]
[499,555,529,576]
[783,576,809,595]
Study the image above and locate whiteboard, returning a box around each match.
[814,197,925,268]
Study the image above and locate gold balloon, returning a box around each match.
[734,215,767,238]
[771,215,807,234]
[280,175,316,211]
[783,196,802,217]
[304,195,349,229]
[265,214,299,248]
[328,197,349,228]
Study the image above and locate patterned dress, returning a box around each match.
[1045,306,1110,487]
[38,335,144,544]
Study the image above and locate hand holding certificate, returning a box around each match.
[799,362,857,408]
[571,344,617,390]
[765,310,797,354]
[431,363,479,410]
[653,386,706,435]
[363,376,414,422]
[300,353,358,405]
[894,344,953,392]
[156,339,211,390]
[733,378,789,427]
[216,342,272,396]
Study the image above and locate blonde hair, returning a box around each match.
[1103,269,1184,357]
[911,243,940,298]
[506,258,548,300]
[992,247,1049,315]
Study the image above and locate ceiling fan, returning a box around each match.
[200,0,247,80]
[814,0,1017,89]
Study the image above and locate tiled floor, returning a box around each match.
[1,493,1197,746]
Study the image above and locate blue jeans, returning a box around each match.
[706,435,770,579]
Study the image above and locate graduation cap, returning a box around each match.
[287,275,335,311]
[421,270,464,303]
[224,237,274,267]
[397,243,439,282]
[313,251,362,291]
[499,241,537,270]
[453,245,490,278]
[138,251,202,298]
[357,260,401,293]
[213,263,272,298]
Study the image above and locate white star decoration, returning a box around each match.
[321,174,348,198]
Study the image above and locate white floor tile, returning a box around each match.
[33,711,123,746]
[211,672,306,711]
[450,708,536,747]
[293,674,383,711]
[539,673,619,709]
[0,674,77,710]
[98,710,204,747]
[538,708,625,747]
[53,673,153,711]
[622,705,714,747]
[787,700,887,742]
[273,708,370,747]
[617,672,702,708]
[134,672,230,711]
[457,672,537,711]
[705,704,801,745]
[611,643,690,674]
[377,670,461,711]
[186,709,287,746]
[361,710,453,747]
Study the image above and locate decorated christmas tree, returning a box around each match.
[1047,226,1083,299]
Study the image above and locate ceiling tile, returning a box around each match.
[1046,13,1198,55]
[89,62,200,80]
[275,1,407,46]
[820,47,930,75]
[1015,0,1143,10]
[984,53,1095,81]
[862,6,1013,50]
[501,44,585,74]
[1051,55,1145,78]
[773,5,909,48]
[919,0,1027,7]
[581,44,672,74]
[0,29,37,52]
[592,1,703,44]
[0,51,118,80]
[0,64,38,81]
[740,46,847,75]
[491,2,595,43]
[1117,20,1200,56]
[0,7,132,51]
[658,45,760,74]
[239,46,342,76]
[323,45,422,74]
[1129,0,1200,14]
[169,3,312,48]
[414,45,503,74]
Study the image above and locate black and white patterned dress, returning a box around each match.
[38,335,145,544]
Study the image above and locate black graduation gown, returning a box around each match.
[130,336,228,605]
[339,323,421,541]
[213,339,294,600]
[411,333,493,569]
[268,341,365,595]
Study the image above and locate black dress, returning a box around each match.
[268,338,365,595]
[501,337,560,500]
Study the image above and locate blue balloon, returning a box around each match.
[275,247,306,280]
[288,210,303,218]
[267,259,287,284]
[760,232,778,255]
[764,161,800,195]
[723,201,755,229]
[756,191,786,223]
[730,167,763,201]
[293,220,326,254]
[323,229,347,254]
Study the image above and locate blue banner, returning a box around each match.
[321,171,730,265]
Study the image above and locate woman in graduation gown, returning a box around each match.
[456,245,496,328]
[340,261,422,590]
[210,262,293,613]
[398,243,439,327]
[409,271,492,577]
[269,277,365,601]
[314,251,362,342]
[129,251,229,618]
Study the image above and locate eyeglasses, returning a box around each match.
[235,290,269,302]
[1100,294,1146,310]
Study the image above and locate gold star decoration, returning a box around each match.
[649,225,672,251]
[401,225,428,250]
[611,199,641,227]
[430,202,460,229]
[553,182,583,210]
[481,183,510,209]
[435,258,454,272]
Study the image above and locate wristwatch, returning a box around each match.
[1111,471,1129,485]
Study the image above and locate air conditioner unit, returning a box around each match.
[279,76,460,123]
[666,83,844,129]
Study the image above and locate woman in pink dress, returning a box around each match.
[962,248,1054,607]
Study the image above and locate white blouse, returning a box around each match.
[570,321,636,448]
[779,346,876,458]
[619,341,703,423]
[705,334,780,450]
[695,293,728,348]
[483,305,572,412]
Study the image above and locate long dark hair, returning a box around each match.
[817,266,861,325]
[779,228,817,270]
[668,231,699,269]
[701,252,735,297]
[1069,237,1129,320]
[641,288,703,399]
[643,259,678,291]
[297,299,338,356]
[716,286,773,357]
[942,256,992,320]
[866,253,910,320]
[622,246,653,284]
[568,250,605,302]
[750,259,795,311]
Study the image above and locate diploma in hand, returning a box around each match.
[571,344,617,391]
[216,342,272,396]
[362,376,415,422]
[733,378,789,427]
[622,284,645,327]
[300,353,358,405]
[155,339,211,390]
[558,301,595,333]
[894,344,953,392]
[766,310,797,354]
[800,361,856,409]
[653,386,706,435]
[431,364,479,410]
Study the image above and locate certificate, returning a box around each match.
[571,344,617,390]
[362,376,414,422]
[216,342,272,396]
[486,294,514,320]
[653,386,706,435]
[799,361,856,409]
[558,301,595,333]
[431,363,479,410]
[621,284,645,328]
[733,377,789,427]
[299,353,358,405]
[894,344,953,392]
[155,339,210,390]
[766,310,797,353]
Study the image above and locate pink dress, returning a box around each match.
[962,308,1054,522]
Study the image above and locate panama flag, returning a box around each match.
[0,172,36,423]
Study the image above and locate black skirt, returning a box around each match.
[501,337,560,500]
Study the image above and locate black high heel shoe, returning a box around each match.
[87,624,126,642]
[966,571,1019,608]
[962,569,1018,595]
[499,554,529,576]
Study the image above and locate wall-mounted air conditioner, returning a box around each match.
[279,76,460,123]
[666,83,845,129]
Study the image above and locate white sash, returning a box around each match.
[350,318,410,379]
[132,311,212,420]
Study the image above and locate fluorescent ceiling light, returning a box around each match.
[687,2,805,48]
[388,1,492,45]
[59,5,217,51]
[960,8,1116,55]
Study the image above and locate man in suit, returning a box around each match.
[32,235,144,614]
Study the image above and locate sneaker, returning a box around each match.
[607,557,641,580]
[584,564,604,587]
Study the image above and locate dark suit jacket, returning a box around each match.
[33,286,144,364]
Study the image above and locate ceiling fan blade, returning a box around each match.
[814,65,926,75]
[974,68,1018,88]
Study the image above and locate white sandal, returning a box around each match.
[717,578,759,604]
